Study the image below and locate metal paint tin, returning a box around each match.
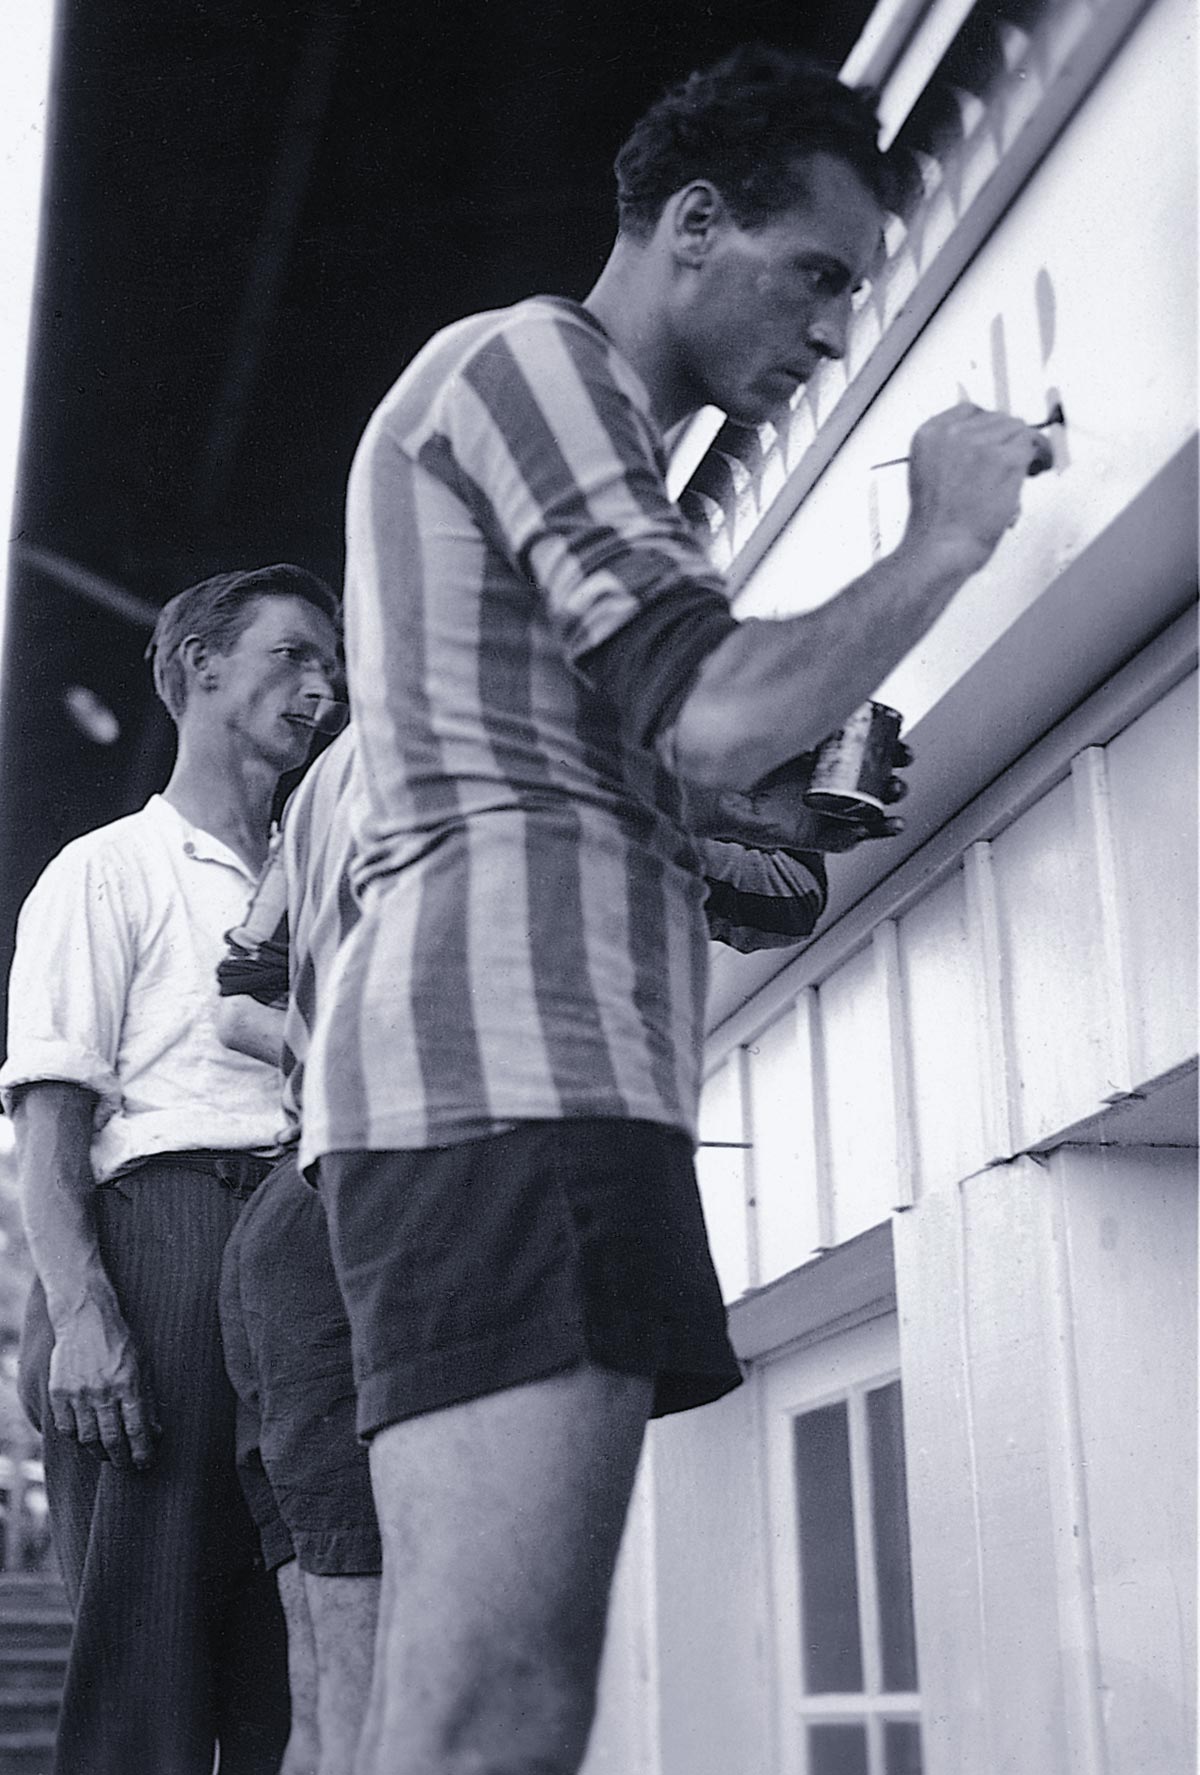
[803,700,903,823]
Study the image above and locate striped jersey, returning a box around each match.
[304,296,739,1154]
[281,732,361,1150]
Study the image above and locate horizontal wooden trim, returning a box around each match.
[729,1219,896,1362]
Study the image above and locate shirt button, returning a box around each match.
[183,841,196,856]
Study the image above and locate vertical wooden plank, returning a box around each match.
[1069,746,1137,1098]
[821,948,898,1243]
[745,1000,826,1286]
[1051,1144,1198,1775]
[872,919,916,1209]
[649,1383,776,1775]
[1102,673,1199,1084]
[738,1046,762,1293]
[989,777,1110,1143]
[696,1054,753,1302]
[803,987,836,1254]
[1040,1153,1112,1775]
[891,1189,995,1775]
[897,869,988,1193]
[962,841,1019,1160]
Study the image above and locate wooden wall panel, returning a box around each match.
[647,1383,774,1775]
[746,999,826,1285]
[696,1056,752,1302]
[1104,674,1199,1085]
[990,777,1108,1144]
[1050,1144,1198,1774]
[897,869,986,1193]
[819,946,900,1244]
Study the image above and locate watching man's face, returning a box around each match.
[208,594,339,771]
[673,152,884,426]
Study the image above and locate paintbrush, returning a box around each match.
[870,401,1065,470]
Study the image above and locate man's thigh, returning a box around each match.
[364,1362,652,1771]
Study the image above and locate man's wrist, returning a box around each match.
[45,1269,123,1338]
[891,525,991,590]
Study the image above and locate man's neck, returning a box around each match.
[585,242,701,435]
[161,734,278,874]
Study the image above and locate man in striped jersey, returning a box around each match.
[305,46,1051,1775]
[217,725,839,1771]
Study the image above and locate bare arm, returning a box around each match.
[671,405,1052,788]
[12,1081,158,1468]
[216,996,285,1068]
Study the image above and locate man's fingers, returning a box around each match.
[881,775,909,805]
[71,1399,102,1451]
[890,739,914,769]
[93,1400,132,1467]
[120,1398,160,1469]
[49,1397,76,1440]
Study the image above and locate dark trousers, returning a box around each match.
[19,1156,291,1775]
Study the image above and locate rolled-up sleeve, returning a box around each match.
[0,842,136,1120]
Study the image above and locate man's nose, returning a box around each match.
[298,661,336,703]
[806,294,852,362]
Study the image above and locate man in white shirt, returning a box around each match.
[0,563,340,1775]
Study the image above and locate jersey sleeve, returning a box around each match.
[698,840,828,953]
[428,306,733,671]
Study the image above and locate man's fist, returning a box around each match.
[701,739,913,854]
[904,403,1053,573]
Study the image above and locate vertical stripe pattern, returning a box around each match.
[305,298,727,1155]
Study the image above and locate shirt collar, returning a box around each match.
[145,794,259,883]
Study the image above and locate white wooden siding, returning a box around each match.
[698,666,1197,1305]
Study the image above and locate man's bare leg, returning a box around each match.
[276,1557,320,1774]
[355,1362,653,1775]
[304,1573,381,1775]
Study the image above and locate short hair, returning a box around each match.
[147,563,339,721]
[615,44,902,241]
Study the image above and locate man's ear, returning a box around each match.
[666,181,728,269]
[180,633,218,691]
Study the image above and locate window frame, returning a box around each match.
[762,1313,922,1775]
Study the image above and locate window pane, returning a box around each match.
[794,1402,863,1692]
[884,1719,924,1775]
[867,1381,919,1691]
[809,1722,869,1775]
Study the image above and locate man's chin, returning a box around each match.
[722,388,797,428]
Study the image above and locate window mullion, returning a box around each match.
[848,1384,885,1699]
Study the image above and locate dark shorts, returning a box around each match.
[219,1154,381,1577]
[319,1118,743,1440]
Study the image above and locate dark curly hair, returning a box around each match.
[615,44,901,240]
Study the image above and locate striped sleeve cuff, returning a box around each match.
[700,844,828,953]
[575,588,737,750]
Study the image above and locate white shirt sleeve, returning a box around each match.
[0,837,139,1123]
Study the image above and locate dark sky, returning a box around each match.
[0,0,877,1020]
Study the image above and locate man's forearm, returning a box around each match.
[671,533,974,790]
[670,403,1051,791]
[12,1082,118,1329]
[216,996,285,1068]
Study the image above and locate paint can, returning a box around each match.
[803,700,903,824]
